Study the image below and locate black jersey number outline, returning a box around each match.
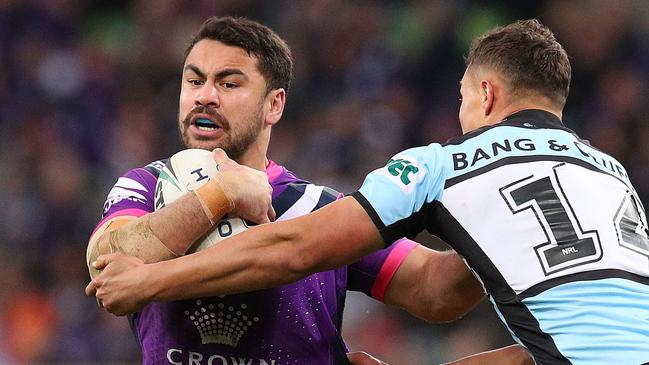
[613,191,649,257]
[500,164,603,276]
[216,220,233,238]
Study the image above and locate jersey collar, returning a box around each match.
[501,109,565,129]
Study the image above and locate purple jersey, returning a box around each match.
[94,159,417,365]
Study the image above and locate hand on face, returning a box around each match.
[347,352,390,365]
[85,253,150,316]
[212,148,276,224]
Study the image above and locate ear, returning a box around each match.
[480,80,495,116]
[264,88,286,126]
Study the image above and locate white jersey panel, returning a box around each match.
[443,160,649,294]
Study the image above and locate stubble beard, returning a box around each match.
[178,105,264,161]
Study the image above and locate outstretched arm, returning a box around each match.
[87,196,385,314]
[384,246,485,323]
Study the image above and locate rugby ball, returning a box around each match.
[154,149,250,253]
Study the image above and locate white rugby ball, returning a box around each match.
[154,149,250,253]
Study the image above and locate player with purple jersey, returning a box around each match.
[95,158,418,364]
[86,16,484,365]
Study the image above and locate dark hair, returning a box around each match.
[184,16,293,95]
[466,19,571,107]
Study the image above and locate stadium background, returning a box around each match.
[1,0,648,363]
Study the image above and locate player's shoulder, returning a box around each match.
[142,158,169,177]
[271,166,340,219]
[384,143,448,178]
[114,158,168,182]
[282,181,339,202]
[271,163,340,199]
[442,109,575,148]
[102,159,168,216]
[107,158,169,199]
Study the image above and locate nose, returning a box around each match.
[195,83,220,108]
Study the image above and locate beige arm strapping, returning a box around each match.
[86,180,234,279]
[86,216,177,279]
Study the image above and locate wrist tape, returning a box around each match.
[194,179,235,226]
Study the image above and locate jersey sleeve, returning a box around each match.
[347,238,418,301]
[91,167,159,235]
[351,143,448,245]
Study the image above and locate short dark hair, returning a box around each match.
[466,19,571,107]
[184,16,293,95]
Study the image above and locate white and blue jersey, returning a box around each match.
[352,110,649,365]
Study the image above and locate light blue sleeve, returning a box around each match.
[356,143,448,229]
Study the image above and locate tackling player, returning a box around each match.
[85,17,485,365]
[87,19,649,365]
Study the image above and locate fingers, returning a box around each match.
[257,214,270,224]
[85,281,97,296]
[212,148,275,224]
[86,252,127,297]
[92,254,110,270]
[92,252,128,270]
[212,148,233,169]
[85,280,103,309]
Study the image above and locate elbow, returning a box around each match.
[419,287,486,324]
[87,232,111,279]
[285,246,320,279]
[423,252,486,323]
[423,302,475,324]
[283,236,323,280]
[88,232,110,263]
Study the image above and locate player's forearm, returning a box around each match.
[146,220,306,300]
[89,190,218,268]
[145,197,384,300]
[441,345,533,365]
[385,249,485,323]
[427,251,485,322]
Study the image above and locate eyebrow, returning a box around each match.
[184,64,248,80]
[184,64,206,79]
[215,68,247,80]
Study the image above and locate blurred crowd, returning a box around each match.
[0,0,648,364]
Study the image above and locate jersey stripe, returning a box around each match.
[523,278,649,364]
[91,208,149,236]
[114,176,150,192]
[315,186,338,209]
[351,192,385,230]
[278,185,324,220]
[272,184,306,217]
[519,268,649,299]
[445,154,632,190]
[428,204,571,364]
[370,239,417,301]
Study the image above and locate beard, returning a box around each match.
[178,104,264,161]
